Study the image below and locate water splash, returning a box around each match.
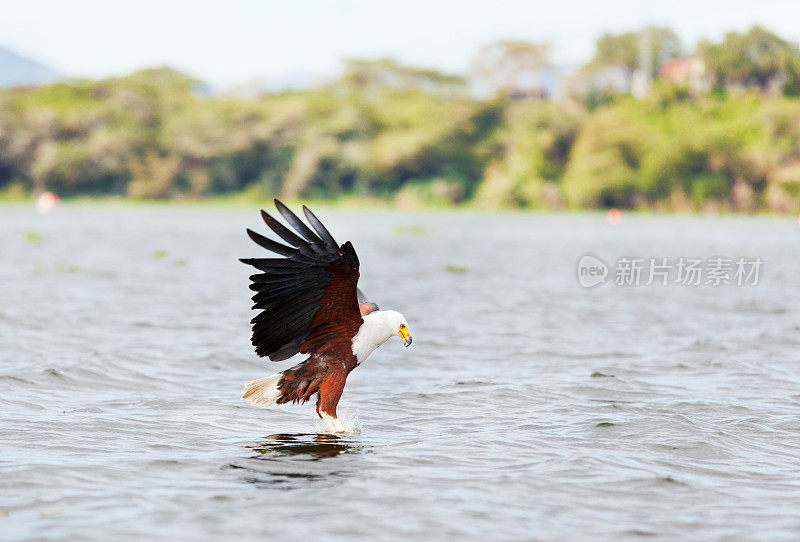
[314,409,362,435]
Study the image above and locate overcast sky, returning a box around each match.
[3,0,800,86]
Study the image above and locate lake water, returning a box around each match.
[2,204,800,540]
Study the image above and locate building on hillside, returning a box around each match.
[657,56,711,93]
[566,64,634,98]
[470,66,570,100]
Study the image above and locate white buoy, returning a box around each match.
[35,192,59,214]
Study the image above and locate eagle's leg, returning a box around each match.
[316,364,351,433]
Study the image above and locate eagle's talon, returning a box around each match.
[321,413,353,434]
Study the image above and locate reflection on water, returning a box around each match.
[249,433,359,460]
[227,433,364,488]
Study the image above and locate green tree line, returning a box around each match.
[2,25,800,211]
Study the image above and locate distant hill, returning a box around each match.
[0,45,61,87]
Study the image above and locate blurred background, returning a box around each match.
[5,3,800,540]
[3,0,800,211]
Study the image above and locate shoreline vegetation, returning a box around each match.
[4,26,800,213]
[4,196,798,222]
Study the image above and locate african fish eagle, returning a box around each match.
[240,200,412,432]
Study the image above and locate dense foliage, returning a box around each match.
[2,64,800,212]
[699,26,800,96]
[589,26,682,72]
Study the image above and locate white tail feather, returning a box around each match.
[242,374,282,406]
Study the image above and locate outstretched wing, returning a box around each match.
[241,200,363,361]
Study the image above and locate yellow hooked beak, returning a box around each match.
[398,326,412,347]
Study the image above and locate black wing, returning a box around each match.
[240,200,362,361]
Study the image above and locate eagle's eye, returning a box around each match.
[400,324,406,329]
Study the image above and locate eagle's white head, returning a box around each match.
[351,309,412,364]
